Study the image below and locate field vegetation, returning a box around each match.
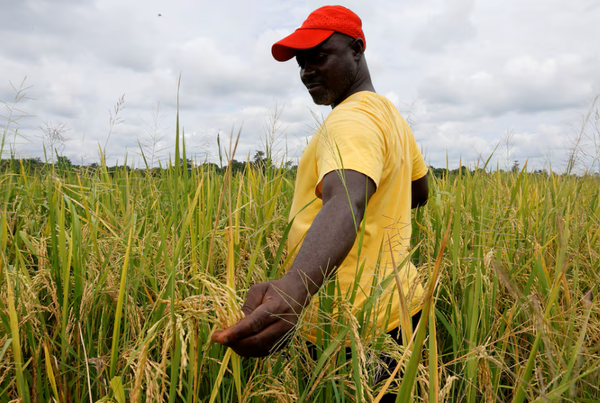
[1,86,600,402]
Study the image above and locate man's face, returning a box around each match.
[296,34,358,107]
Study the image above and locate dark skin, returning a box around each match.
[297,33,374,108]
[412,175,429,208]
[211,33,428,357]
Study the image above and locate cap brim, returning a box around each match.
[271,29,335,62]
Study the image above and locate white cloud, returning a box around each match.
[411,0,477,53]
[418,54,598,121]
[1,0,599,172]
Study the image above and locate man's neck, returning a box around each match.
[332,63,375,108]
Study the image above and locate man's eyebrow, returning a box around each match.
[313,44,334,53]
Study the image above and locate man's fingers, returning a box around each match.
[228,321,295,357]
[241,283,269,316]
[211,329,228,344]
[211,305,274,346]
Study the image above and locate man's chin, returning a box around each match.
[309,94,333,106]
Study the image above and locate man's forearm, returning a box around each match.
[284,194,364,296]
[411,174,429,208]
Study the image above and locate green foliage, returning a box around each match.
[0,159,599,401]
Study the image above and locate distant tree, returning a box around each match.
[430,166,449,179]
[512,160,520,173]
[201,162,221,173]
[449,166,470,176]
[230,159,247,174]
[253,150,265,165]
[14,158,45,173]
[253,150,273,172]
[56,155,72,168]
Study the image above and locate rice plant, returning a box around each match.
[1,108,599,402]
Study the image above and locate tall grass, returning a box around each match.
[1,121,600,402]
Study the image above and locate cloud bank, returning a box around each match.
[1,0,599,172]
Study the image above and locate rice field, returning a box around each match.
[1,120,600,402]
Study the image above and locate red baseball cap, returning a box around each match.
[271,5,366,62]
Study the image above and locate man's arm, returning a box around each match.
[411,174,429,209]
[211,169,376,357]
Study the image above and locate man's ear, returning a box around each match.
[350,38,365,60]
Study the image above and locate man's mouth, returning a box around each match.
[306,83,323,93]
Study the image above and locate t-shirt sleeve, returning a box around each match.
[315,107,385,197]
[410,135,428,181]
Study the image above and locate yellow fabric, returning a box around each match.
[288,91,428,343]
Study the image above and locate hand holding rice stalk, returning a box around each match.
[211,275,311,357]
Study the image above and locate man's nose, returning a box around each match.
[301,63,316,80]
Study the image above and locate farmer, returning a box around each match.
[212,5,428,359]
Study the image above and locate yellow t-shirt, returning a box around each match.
[288,91,428,343]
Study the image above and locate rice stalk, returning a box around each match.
[109,218,135,379]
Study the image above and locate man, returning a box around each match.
[212,5,428,359]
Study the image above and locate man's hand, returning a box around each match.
[211,276,311,357]
[212,170,375,357]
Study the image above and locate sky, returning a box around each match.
[2,0,600,172]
